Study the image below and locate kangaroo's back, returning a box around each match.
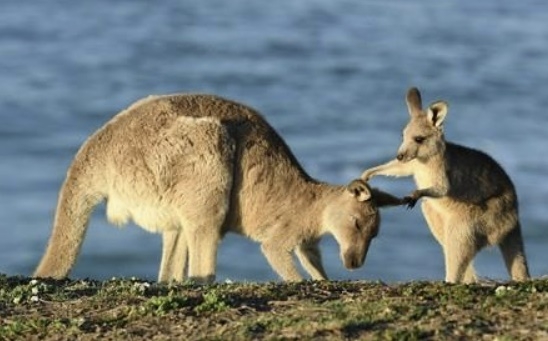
[444,142,516,207]
[94,94,305,170]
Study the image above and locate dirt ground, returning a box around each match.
[0,275,547,340]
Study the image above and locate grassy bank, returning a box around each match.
[0,275,546,340]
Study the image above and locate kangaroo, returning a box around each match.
[34,94,405,283]
[361,87,530,283]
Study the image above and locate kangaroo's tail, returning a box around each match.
[499,223,530,281]
[34,160,103,279]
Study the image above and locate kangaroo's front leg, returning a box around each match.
[361,159,415,181]
[405,186,449,208]
[158,230,187,282]
[370,188,408,207]
[261,237,302,281]
[295,242,328,280]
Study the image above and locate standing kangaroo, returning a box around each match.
[361,87,530,283]
[34,94,405,283]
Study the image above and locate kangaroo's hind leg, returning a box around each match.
[461,260,477,283]
[167,117,235,284]
[182,186,233,284]
[422,202,476,283]
[443,220,485,283]
[421,201,445,245]
[443,239,476,283]
[499,224,530,281]
[158,230,187,282]
[183,208,228,284]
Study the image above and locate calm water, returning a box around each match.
[1,0,547,282]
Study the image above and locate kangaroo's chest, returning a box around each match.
[413,162,456,212]
[413,162,446,190]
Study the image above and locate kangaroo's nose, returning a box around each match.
[397,153,405,161]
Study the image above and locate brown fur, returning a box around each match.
[362,87,530,283]
[34,94,405,283]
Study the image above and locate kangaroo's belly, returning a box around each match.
[106,194,179,233]
[420,197,471,230]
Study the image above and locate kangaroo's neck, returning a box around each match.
[423,137,448,168]
[281,181,341,236]
[271,179,338,222]
[235,176,339,239]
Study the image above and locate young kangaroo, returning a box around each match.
[34,94,405,283]
[361,87,530,283]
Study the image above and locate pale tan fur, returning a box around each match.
[362,87,530,283]
[34,94,405,283]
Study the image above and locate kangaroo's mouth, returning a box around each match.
[396,153,415,163]
[343,256,363,270]
[342,243,369,270]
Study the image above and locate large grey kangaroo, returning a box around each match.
[34,94,405,283]
[361,87,530,283]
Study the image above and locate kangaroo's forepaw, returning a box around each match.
[403,196,418,209]
[361,171,373,181]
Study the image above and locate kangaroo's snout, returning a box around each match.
[342,241,369,270]
[342,250,364,270]
[396,150,414,163]
[346,258,361,269]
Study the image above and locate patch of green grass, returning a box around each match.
[143,293,189,315]
[195,289,230,313]
[0,278,56,305]
[0,317,85,340]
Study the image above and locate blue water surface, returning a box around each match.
[1,0,547,282]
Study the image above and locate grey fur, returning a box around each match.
[34,94,405,283]
[362,87,530,283]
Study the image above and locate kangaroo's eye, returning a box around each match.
[414,136,426,144]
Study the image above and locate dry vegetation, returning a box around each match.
[0,275,547,340]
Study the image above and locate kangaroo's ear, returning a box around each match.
[406,87,423,117]
[370,188,405,207]
[347,179,372,202]
[427,101,448,128]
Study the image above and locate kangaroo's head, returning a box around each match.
[396,87,448,163]
[324,179,396,270]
